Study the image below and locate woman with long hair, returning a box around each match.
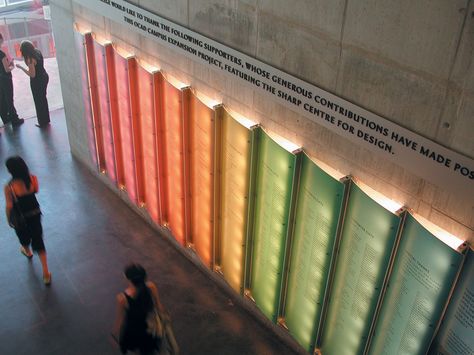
[0,33,24,127]
[4,156,51,284]
[16,40,51,128]
[113,263,165,354]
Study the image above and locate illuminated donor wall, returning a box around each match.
[75,30,472,354]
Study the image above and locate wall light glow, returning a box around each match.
[355,179,402,213]
[412,213,465,250]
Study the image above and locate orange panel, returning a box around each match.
[137,65,161,223]
[189,92,215,268]
[161,81,189,245]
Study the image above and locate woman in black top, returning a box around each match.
[4,156,51,285]
[16,40,51,128]
[113,264,165,354]
[0,33,24,127]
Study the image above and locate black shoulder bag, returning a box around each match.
[8,184,27,230]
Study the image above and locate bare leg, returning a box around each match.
[20,245,33,258]
[38,251,51,283]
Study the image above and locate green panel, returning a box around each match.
[284,154,345,352]
[321,182,400,355]
[250,129,298,322]
[431,248,473,355]
[368,214,463,355]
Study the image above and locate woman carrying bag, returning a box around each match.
[113,263,179,355]
[4,156,51,285]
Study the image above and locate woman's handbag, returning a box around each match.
[146,306,164,341]
[8,185,27,230]
[159,316,179,355]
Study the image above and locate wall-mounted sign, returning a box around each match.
[72,0,474,198]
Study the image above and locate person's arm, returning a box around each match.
[2,56,13,73]
[4,185,13,227]
[147,282,166,315]
[112,293,127,341]
[31,175,39,193]
[16,58,36,78]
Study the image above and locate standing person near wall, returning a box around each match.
[16,40,51,128]
[0,33,24,127]
[4,156,51,285]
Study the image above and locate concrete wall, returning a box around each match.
[50,0,474,243]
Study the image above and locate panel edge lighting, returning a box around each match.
[128,57,146,206]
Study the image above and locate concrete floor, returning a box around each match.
[0,111,301,354]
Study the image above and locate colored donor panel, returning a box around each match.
[218,108,257,293]
[93,40,117,183]
[250,129,300,323]
[189,93,215,268]
[161,79,188,245]
[430,247,473,355]
[284,154,345,352]
[136,65,161,223]
[111,48,138,204]
[74,31,99,170]
[321,181,401,355]
[128,58,145,206]
[368,214,464,355]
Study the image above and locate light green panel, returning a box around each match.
[284,154,345,352]
[250,129,299,323]
[430,248,473,355]
[368,214,463,355]
[321,182,400,355]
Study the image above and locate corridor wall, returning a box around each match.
[73,29,471,355]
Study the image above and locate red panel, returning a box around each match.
[189,93,215,268]
[74,31,99,169]
[93,41,117,183]
[161,81,189,245]
[137,65,161,223]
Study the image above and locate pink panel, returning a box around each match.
[113,50,138,204]
[137,66,160,223]
[93,41,117,183]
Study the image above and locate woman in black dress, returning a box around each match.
[0,33,24,127]
[113,264,165,354]
[4,156,51,285]
[16,40,50,128]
